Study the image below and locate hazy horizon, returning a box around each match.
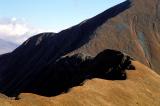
[0,0,125,44]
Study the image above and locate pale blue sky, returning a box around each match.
[0,0,125,31]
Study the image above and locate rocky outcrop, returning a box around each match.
[93,49,134,80]
[1,49,134,97]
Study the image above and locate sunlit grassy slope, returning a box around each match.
[0,61,160,106]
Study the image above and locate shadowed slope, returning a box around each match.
[0,0,159,105]
[0,0,131,96]
[1,49,134,97]
[0,61,160,106]
[22,49,133,97]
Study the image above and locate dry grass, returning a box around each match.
[0,61,160,106]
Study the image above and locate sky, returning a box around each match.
[0,0,125,44]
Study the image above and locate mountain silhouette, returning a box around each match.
[0,0,132,97]
[0,0,159,103]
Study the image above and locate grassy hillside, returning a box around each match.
[0,61,160,106]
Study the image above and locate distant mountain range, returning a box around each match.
[0,39,18,54]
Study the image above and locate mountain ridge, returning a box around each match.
[0,0,132,97]
[1,61,160,106]
[0,0,160,105]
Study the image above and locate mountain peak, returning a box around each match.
[0,0,160,105]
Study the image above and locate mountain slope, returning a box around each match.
[0,61,160,106]
[70,0,160,74]
[0,0,132,96]
[17,61,160,106]
[0,0,159,103]
[0,39,18,54]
